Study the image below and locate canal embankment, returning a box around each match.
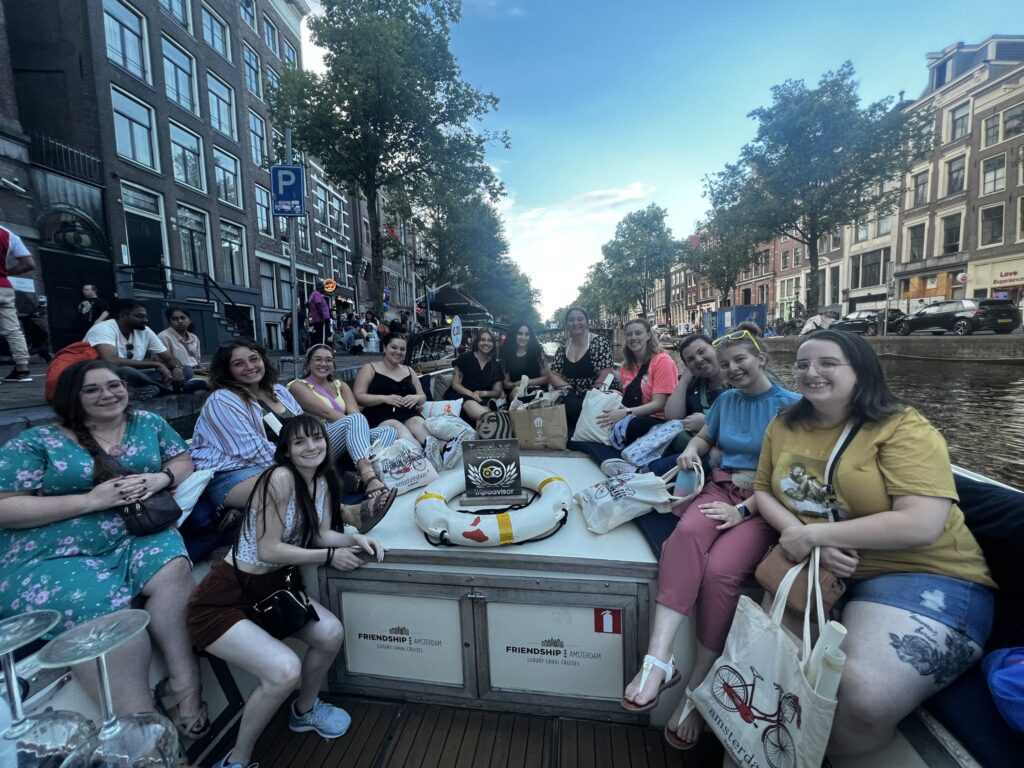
[762,333,1024,364]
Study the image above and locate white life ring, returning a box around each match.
[413,466,571,546]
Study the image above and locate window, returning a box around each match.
[793,246,802,266]
[1020,198,1024,241]
[912,171,928,206]
[159,0,189,29]
[213,148,241,206]
[908,224,925,261]
[283,39,297,68]
[263,15,279,56]
[941,213,961,254]
[201,5,230,60]
[817,235,828,254]
[169,123,204,190]
[162,39,196,113]
[946,156,965,195]
[218,221,247,286]
[329,193,344,231]
[877,215,892,236]
[982,155,1006,194]
[298,215,310,251]
[781,250,789,269]
[985,116,1000,147]
[207,74,236,138]
[241,0,257,29]
[980,205,1004,247]
[255,186,272,235]
[1004,104,1024,140]
[111,89,156,168]
[248,111,266,166]
[860,249,887,287]
[855,221,868,242]
[176,205,209,273]
[950,103,969,141]
[259,260,276,307]
[314,185,329,224]
[830,229,841,251]
[104,0,147,79]
[265,67,280,92]
[243,45,262,98]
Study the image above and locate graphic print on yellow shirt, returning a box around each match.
[776,455,833,520]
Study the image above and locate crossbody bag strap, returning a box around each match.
[823,420,862,522]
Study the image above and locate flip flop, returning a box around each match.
[663,691,700,750]
[155,677,210,741]
[621,654,681,712]
[354,487,397,534]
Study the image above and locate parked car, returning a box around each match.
[895,299,1022,336]
[831,308,905,336]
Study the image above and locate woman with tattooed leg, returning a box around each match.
[754,330,995,757]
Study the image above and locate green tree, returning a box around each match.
[272,0,506,315]
[729,62,921,313]
[600,204,681,318]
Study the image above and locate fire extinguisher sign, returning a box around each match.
[593,608,622,635]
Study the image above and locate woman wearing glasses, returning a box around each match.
[755,330,994,757]
[0,360,209,739]
[595,317,678,444]
[622,325,799,751]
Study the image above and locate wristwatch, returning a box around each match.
[735,502,751,520]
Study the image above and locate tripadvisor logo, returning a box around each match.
[467,458,518,488]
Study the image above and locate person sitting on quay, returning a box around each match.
[501,320,550,398]
[0,360,209,740]
[443,328,504,426]
[84,299,185,398]
[190,339,397,535]
[622,327,799,752]
[353,333,431,446]
[755,330,995,759]
[156,307,208,393]
[188,415,385,768]
[548,307,616,431]
[287,344,396,499]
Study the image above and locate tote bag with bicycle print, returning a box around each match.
[369,437,438,496]
[688,549,841,768]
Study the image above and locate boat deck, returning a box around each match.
[234,694,724,768]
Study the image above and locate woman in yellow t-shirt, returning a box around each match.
[754,330,995,758]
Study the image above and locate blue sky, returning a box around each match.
[305,1,1022,318]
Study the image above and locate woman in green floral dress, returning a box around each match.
[0,360,208,738]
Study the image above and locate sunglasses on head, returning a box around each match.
[712,328,762,352]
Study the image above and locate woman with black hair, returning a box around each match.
[501,321,550,396]
[755,330,994,757]
[188,415,385,768]
[0,360,208,739]
[443,328,504,425]
[191,339,396,533]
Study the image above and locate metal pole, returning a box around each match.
[286,128,300,380]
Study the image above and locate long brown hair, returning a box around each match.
[209,338,279,402]
[52,360,133,456]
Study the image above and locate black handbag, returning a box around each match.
[91,448,181,536]
[235,564,319,640]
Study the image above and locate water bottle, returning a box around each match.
[806,620,847,685]
[814,646,846,700]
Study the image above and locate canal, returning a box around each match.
[768,354,1024,490]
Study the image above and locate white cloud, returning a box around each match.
[500,182,654,320]
[464,0,527,18]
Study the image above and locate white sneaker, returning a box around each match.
[441,433,468,470]
[424,435,444,472]
[601,458,638,477]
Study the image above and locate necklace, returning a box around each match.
[90,420,127,457]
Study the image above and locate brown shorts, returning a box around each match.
[186,560,307,650]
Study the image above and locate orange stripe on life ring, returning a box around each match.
[416,492,448,504]
[537,476,565,492]
[496,512,514,544]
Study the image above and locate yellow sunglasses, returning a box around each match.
[712,328,762,352]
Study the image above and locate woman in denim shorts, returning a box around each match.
[755,330,995,758]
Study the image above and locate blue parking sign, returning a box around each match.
[270,165,306,216]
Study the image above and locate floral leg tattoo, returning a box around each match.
[888,615,978,687]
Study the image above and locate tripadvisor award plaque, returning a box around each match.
[460,439,528,506]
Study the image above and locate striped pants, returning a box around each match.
[324,412,395,462]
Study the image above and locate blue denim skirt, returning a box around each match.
[206,465,269,510]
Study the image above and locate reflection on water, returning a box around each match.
[769,355,1024,490]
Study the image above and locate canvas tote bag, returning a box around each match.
[688,549,841,768]
[571,374,622,445]
[370,438,439,495]
[573,465,702,534]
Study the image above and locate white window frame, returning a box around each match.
[243,44,262,99]
[201,4,231,61]
[903,219,928,262]
[120,182,170,285]
[949,102,970,141]
[283,39,298,68]
[944,154,966,196]
[262,15,279,56]
[207,73,236,139]
[979,203,1004,248]
[1018,197,1024,242]
[212,147,243,208]
[935,207,965,256]
[984,116,1000,147]
[265,66,280,93]
[162,37,198,115]
[111,87,157,170]
[248,111,267,167]
[176,203,214,274]
[255,185,273,236]
[168,121,205,191]
[911,170,929,207]
[158,0,190,31]
[981,153,1006,195]
[103,0,149,81]
[241,0,257,30]
[218,218,249,287]
[876,214,892,236]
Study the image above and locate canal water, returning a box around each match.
[767,354,1024,490]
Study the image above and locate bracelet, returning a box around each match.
[161,468,176,487]
[324,547,334,566]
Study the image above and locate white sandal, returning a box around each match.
[621,654,682,711]
[664,688,701,750]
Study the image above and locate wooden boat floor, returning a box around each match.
[236,694,725,768]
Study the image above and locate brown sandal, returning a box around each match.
[360,468,388,499]
[349,487,397,534]
[155,677,210,741]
